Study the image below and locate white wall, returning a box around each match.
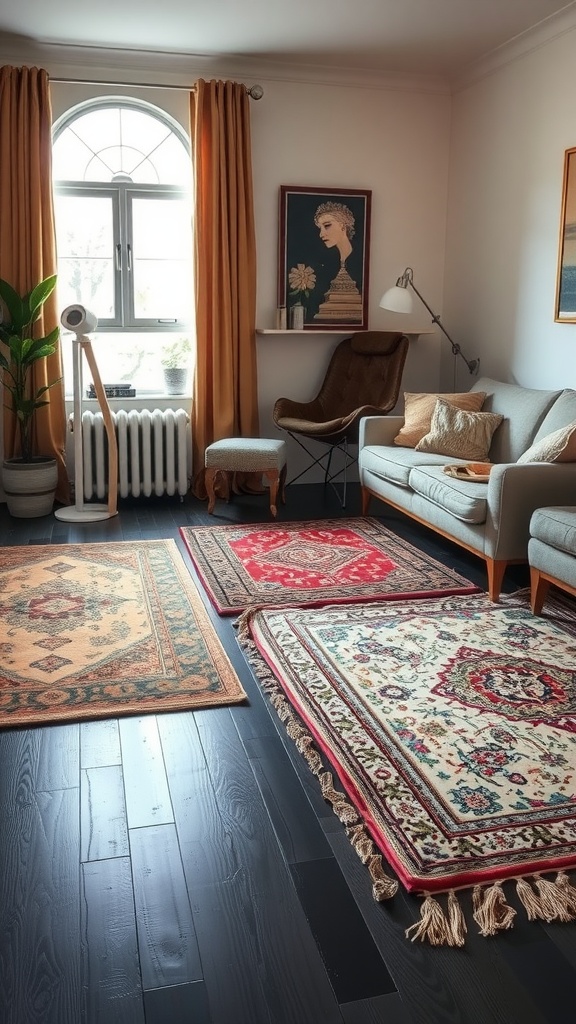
[445,21,576,392]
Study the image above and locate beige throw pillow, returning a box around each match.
[415,398,504,461]
[394,390,487,448]
[517,421,576,463]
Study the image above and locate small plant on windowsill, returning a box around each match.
[161,337,192,396]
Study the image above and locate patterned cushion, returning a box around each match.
[415,399,504,461]
[517,421,576,464]
[393,390,487,448]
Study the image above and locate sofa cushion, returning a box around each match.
[408,465,489,524]
[393,390,486,448]
[360,444,457,487]
[414,399,504,461]
[529,506,576,557]
[517,421,576,464]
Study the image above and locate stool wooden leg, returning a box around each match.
[205,468,218,513]
[279,464,287,505]
[264,469,280,517]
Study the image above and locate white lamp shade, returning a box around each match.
[61,304,98,334]
[379,285,413,314]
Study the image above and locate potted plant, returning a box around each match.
[161,337,192,396]
[0,273,61,517]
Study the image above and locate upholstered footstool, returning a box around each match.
[205,437,287,517]
[528,506,576,614]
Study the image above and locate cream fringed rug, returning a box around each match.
[0,540,246,727]
[238,590,576,947]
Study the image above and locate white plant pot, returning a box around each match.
[163,368,189,395]
[2,458,58,518]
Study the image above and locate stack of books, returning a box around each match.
[86,383,136,399]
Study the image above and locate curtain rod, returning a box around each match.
[50,77,264,98]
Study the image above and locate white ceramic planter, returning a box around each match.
[2,458,58,518]
[163,368,189,395]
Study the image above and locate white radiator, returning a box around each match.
[71,408,191,500]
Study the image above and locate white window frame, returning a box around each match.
[52,98,192,335]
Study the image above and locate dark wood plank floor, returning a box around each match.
[0,484,574,1024]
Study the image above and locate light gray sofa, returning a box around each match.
[529,506,576,613]
[358,377,576,600]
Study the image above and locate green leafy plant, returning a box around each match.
[161,337,192,369]
[0,274,61,462]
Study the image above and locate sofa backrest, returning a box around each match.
[470,377,562,463]
[532,389,576,442]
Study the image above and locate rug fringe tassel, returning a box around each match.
[406,891,466,946]
[406,894,454,946]
[472,882,516,936]
[447,890,467,946]
[320,772,360,825]
[344,823,398,899]
[555,871,576,914]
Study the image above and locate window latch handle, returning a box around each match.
[127,243,132,271]
[115,243,121,271]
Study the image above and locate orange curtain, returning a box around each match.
[190,79,260,497]
[0,65,69,504]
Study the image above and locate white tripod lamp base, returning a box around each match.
[54,505,115,522]
[55,304,119,522]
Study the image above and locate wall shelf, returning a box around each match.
[256,329,358,335]
[256,328,436,336]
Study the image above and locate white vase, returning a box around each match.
[291,303,305,330]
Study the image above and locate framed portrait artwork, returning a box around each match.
[555,147,576,322]
[278,185,372,330]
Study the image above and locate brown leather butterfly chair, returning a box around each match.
[273,331,409,506]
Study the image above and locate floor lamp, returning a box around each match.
[54,305,118,522]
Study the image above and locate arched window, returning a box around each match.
[52,98,193,394]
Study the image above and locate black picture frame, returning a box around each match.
[278,185,371,330]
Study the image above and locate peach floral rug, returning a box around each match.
[0,539,246,727]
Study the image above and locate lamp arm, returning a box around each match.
[408,279,479,376]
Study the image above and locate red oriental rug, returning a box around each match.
[179,518,478,615]
[238,591,576,946]
[0,540,246,728]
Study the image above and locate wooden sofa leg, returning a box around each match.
[530,567,550,615]
[486,558,508,602]
[361,487,371,516]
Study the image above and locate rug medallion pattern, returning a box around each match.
[241,592,576,894]
[180,518,478,614]
[0,540,246,726]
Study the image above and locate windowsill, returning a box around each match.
[65,394,193,403]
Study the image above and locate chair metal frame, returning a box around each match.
[284,432,356,507]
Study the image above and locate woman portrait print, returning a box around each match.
[312,201,363,323]
[280,187,371,329]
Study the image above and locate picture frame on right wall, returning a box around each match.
[555,146,576,322]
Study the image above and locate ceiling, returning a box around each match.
[1,0,575,79]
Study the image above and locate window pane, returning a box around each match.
[131,196,192,320]
[55,194,116,318]
[60,330,195,396]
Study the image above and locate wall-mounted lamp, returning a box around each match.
[379,267,480,376]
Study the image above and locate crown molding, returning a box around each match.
[0,36,450,96]
[452,2,576,92]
